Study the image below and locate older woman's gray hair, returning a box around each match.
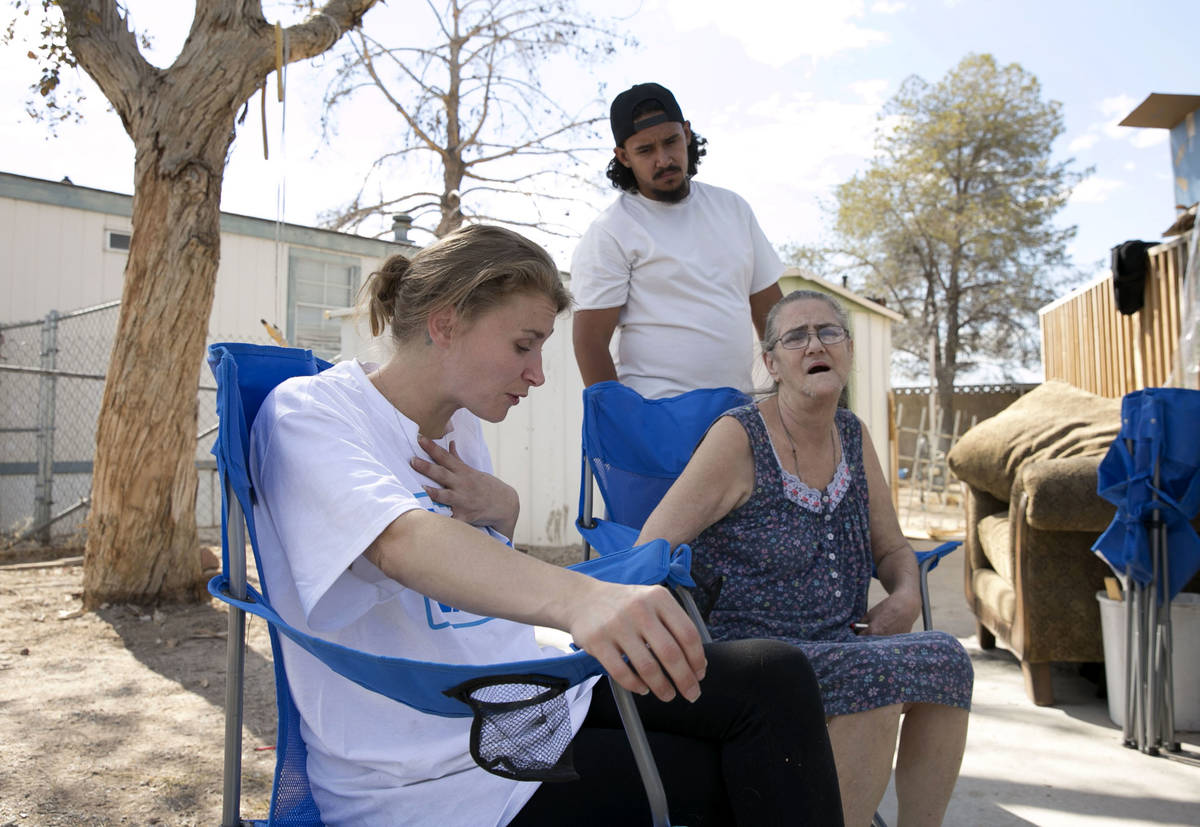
[761,289,851,352]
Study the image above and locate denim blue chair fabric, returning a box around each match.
[576,381,752,553]
[575,381,960,631]
[208,344,693,826]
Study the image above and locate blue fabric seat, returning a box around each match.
[208,344,692,826]
[1095,387,1200,600]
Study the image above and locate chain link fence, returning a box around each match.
[0,302,249,547]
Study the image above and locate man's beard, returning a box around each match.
[647,173,690,203]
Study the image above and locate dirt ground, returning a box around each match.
[0,546,277,826]
[0,542,584,826]
[894,478,966,541]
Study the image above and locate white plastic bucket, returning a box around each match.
[1096,591,1200,731]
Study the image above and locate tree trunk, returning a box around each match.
[936,363,956,451]
[82,131,228,607]
[436,25,465,239]
[435,156,466,237]
[64,0,380,608]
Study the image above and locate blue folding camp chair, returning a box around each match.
[575,380,961,633]
[208,343,697,827]
[1094,387,1200,755]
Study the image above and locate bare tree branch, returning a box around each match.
[315,0,632,237]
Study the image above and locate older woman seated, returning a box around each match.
[638,289,973,827]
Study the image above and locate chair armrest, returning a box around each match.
[1015,455,1115,532]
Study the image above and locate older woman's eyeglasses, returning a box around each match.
[772,324,848,350]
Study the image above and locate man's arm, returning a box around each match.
[749,282,784,341]
[573,307,622,386]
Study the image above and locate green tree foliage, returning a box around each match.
[778,241,835,281]
[830,53,1087,412]
[316,0,634,239]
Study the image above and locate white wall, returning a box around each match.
[0,194,128,321]
[0,173,406,338]
[845,306,895,481]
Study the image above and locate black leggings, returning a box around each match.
[509,638,844,826]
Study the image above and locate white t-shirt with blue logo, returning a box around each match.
[250,359,594,826]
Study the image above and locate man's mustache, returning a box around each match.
[654,165,682,180]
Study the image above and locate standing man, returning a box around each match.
[571,82,784,398]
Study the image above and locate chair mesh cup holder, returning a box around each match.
[447,674,580,782]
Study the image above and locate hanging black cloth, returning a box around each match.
[1111,240,1153,315]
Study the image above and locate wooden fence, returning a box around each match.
[1039,236,1188,397]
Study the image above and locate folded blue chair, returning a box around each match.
[1093,386,1200,754]
[576,380,960,632]
[1094,388,1200,601]
[208,343,694,827]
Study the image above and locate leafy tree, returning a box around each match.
[828,53,1087,415]
[779,241,836,281]
[9,0,379,607]
[316,0,633,239]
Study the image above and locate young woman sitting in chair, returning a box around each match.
[250,225,843,826]
[638,290,973,827]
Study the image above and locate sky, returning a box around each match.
[1,0,1192,361]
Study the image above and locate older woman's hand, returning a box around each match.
[861,587,921,636]
[411,435,519,538]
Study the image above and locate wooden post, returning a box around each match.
[889,394,900,511]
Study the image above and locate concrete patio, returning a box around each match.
[877,538,1200,826]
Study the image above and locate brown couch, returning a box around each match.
[947,381,1122,705]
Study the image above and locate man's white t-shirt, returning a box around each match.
[249,359,594,826]
[570,180,783,398]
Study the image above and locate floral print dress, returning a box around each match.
[692,403,973,716]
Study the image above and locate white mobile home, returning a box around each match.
[0,171,414,352]
[1,172,903,553]
[1,172,584,551]
[0,171,413,541]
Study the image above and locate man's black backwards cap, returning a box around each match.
[610,82,685,147]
